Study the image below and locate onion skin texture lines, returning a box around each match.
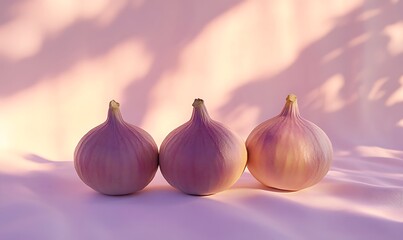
[74,95,332,195]
[246,94,333,191]
[74,100,158,196]
[159,99,247,196]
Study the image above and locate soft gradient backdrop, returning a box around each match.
[1,0,402,239]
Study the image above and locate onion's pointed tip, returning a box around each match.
[109,100,120,109]
[286,94,297,103]
[192,98,204,107]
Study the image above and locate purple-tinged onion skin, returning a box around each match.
[246,94,333,191]
[159,99,247,196]
[74,100,158,195]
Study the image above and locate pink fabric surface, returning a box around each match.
[1,0,403,239]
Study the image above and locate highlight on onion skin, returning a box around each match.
[159,98,247,196]
[74,100,159,196]
[246,94,333,191]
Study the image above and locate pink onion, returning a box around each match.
[74,100,158,195]
[159,98,247,196]
[246,94,333,190]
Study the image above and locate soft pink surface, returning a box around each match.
[1,151,402,239]
[1,0,403,239]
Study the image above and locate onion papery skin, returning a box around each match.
[74,100,158,195]
[246,94,333,191]
[159,99,247,196]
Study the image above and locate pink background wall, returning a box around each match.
[0,0,402,161]
[1,1,403,239]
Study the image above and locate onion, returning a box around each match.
[159,98,247,196]
[74,100,159,195]
[246,94,333,190]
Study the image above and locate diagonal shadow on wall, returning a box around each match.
[219,0,403,150]
[0,0,243,125]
